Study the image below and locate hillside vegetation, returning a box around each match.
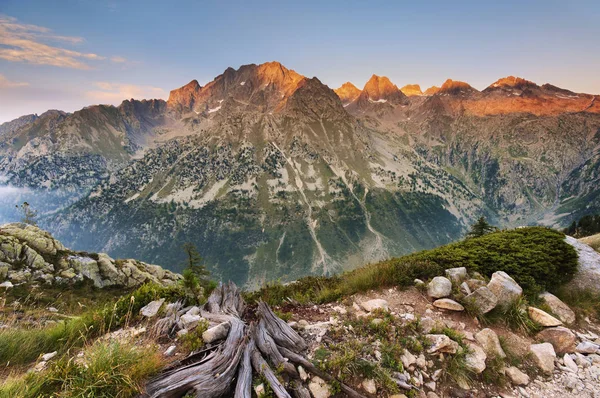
[252,227,577,305]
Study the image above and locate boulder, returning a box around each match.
[475,328,506,358]
[499,331,530,358]
[0,223,65,256]
[432,298,464,311]
[487,271,522,307]
[465,343,487,374]
[164,345,177,357]
[427,277,452,299]
[529,343,556,374]
[308,376,331,398]
[576,341,600,354]
[538,292,576,325]
[180,313,202,330]
[400,350,416,368]
[563,353,578,372]
[361,379,377,394]
[536,326,576,354]
[140,299,165,318]
[360,299,389,312]
[464,286,497,314]
[445,267,468,284]
[527,307,562,327]
[0,281,13,288]
[459,282,471,295]
[202,322,230,344]
[505,366,529,386]
[426,334,459,354]
[465,278,487,291]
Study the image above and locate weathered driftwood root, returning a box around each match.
[143,283,367,398]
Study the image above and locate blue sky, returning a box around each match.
[0,0,599,122]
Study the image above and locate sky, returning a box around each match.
[0,0,599,123]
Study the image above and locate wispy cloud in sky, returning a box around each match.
[0,74,29,88]
[86,82,166,104]
[0,15,123,70]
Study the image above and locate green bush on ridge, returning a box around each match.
[250,227,578,305]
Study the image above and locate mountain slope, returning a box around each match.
[1,62,599,287]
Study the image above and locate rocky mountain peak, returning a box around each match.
[167,79,201,111]
[487,76,539,91]
[334,82,361,105]
[401,84,423,96]
[282,77,348,121]
[424,86,441,95]
[353,74,407,108]
[438,79,478,95]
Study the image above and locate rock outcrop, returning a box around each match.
[0,223,180,289]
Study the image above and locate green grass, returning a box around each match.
[555,287,600,321]
[478,297,541,335]
[0,340,163,398]
[250,227,577,305]
[0,282,196,368]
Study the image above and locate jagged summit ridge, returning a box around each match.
[334,82,361,105]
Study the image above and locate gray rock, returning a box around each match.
[140,299,165,318]
[426,334,459,354]
[180,313,202,330]
[530,343,556,374]
[432,298,464,311]
[41,351,57,361]
[445,267,468,284]
[475,328,506,358]
[400,351,416,368]
[564,353,578,372]
[164,345,177,357]
[465,343,487,374]
[506,366,530,385]
[464,286,497,314]
[487,271,522,307]
[427,276,452,299]
[186,306,201,316]
[538,292,576,324]
[527,307,562,327]
[202,322,230,344]
[360,299,389,312]
[576,341,600,354]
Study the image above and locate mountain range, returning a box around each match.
[1,61,599,287]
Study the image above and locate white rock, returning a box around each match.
[0,281,13,288]
[530,343,556,374]
[475,328,506,358]
[487,271,522,307]
[539,292,576,324]
[47,307,58,313]
[164,345,176,357]
[401,351,416,368]
[465,343,487,374]
[432,298,464,311]
[202,322,230,344]
[41,351,57,361]
[298,365,308,381]
[186,306,201,316]
[332,305,347,315]
[361,378,377,394]
[427,277,452,298]
[140,298,165,318]
[177,328,188,337]
[564,353,578,372]
[445,267,468,284]
[308,376,331,398]
[506,366,530,385]
[576,341,600,354]
[527,307,562,327]
[360,299,389,312]
[426,334,459,354]
[180,313,202,330]
[254,383,265,397]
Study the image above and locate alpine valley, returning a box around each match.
[1,62,599,288]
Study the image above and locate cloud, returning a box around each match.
[110,56,127,63]
[86,82,167,104]
[0,15,126,69]
[0,74,29,88]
